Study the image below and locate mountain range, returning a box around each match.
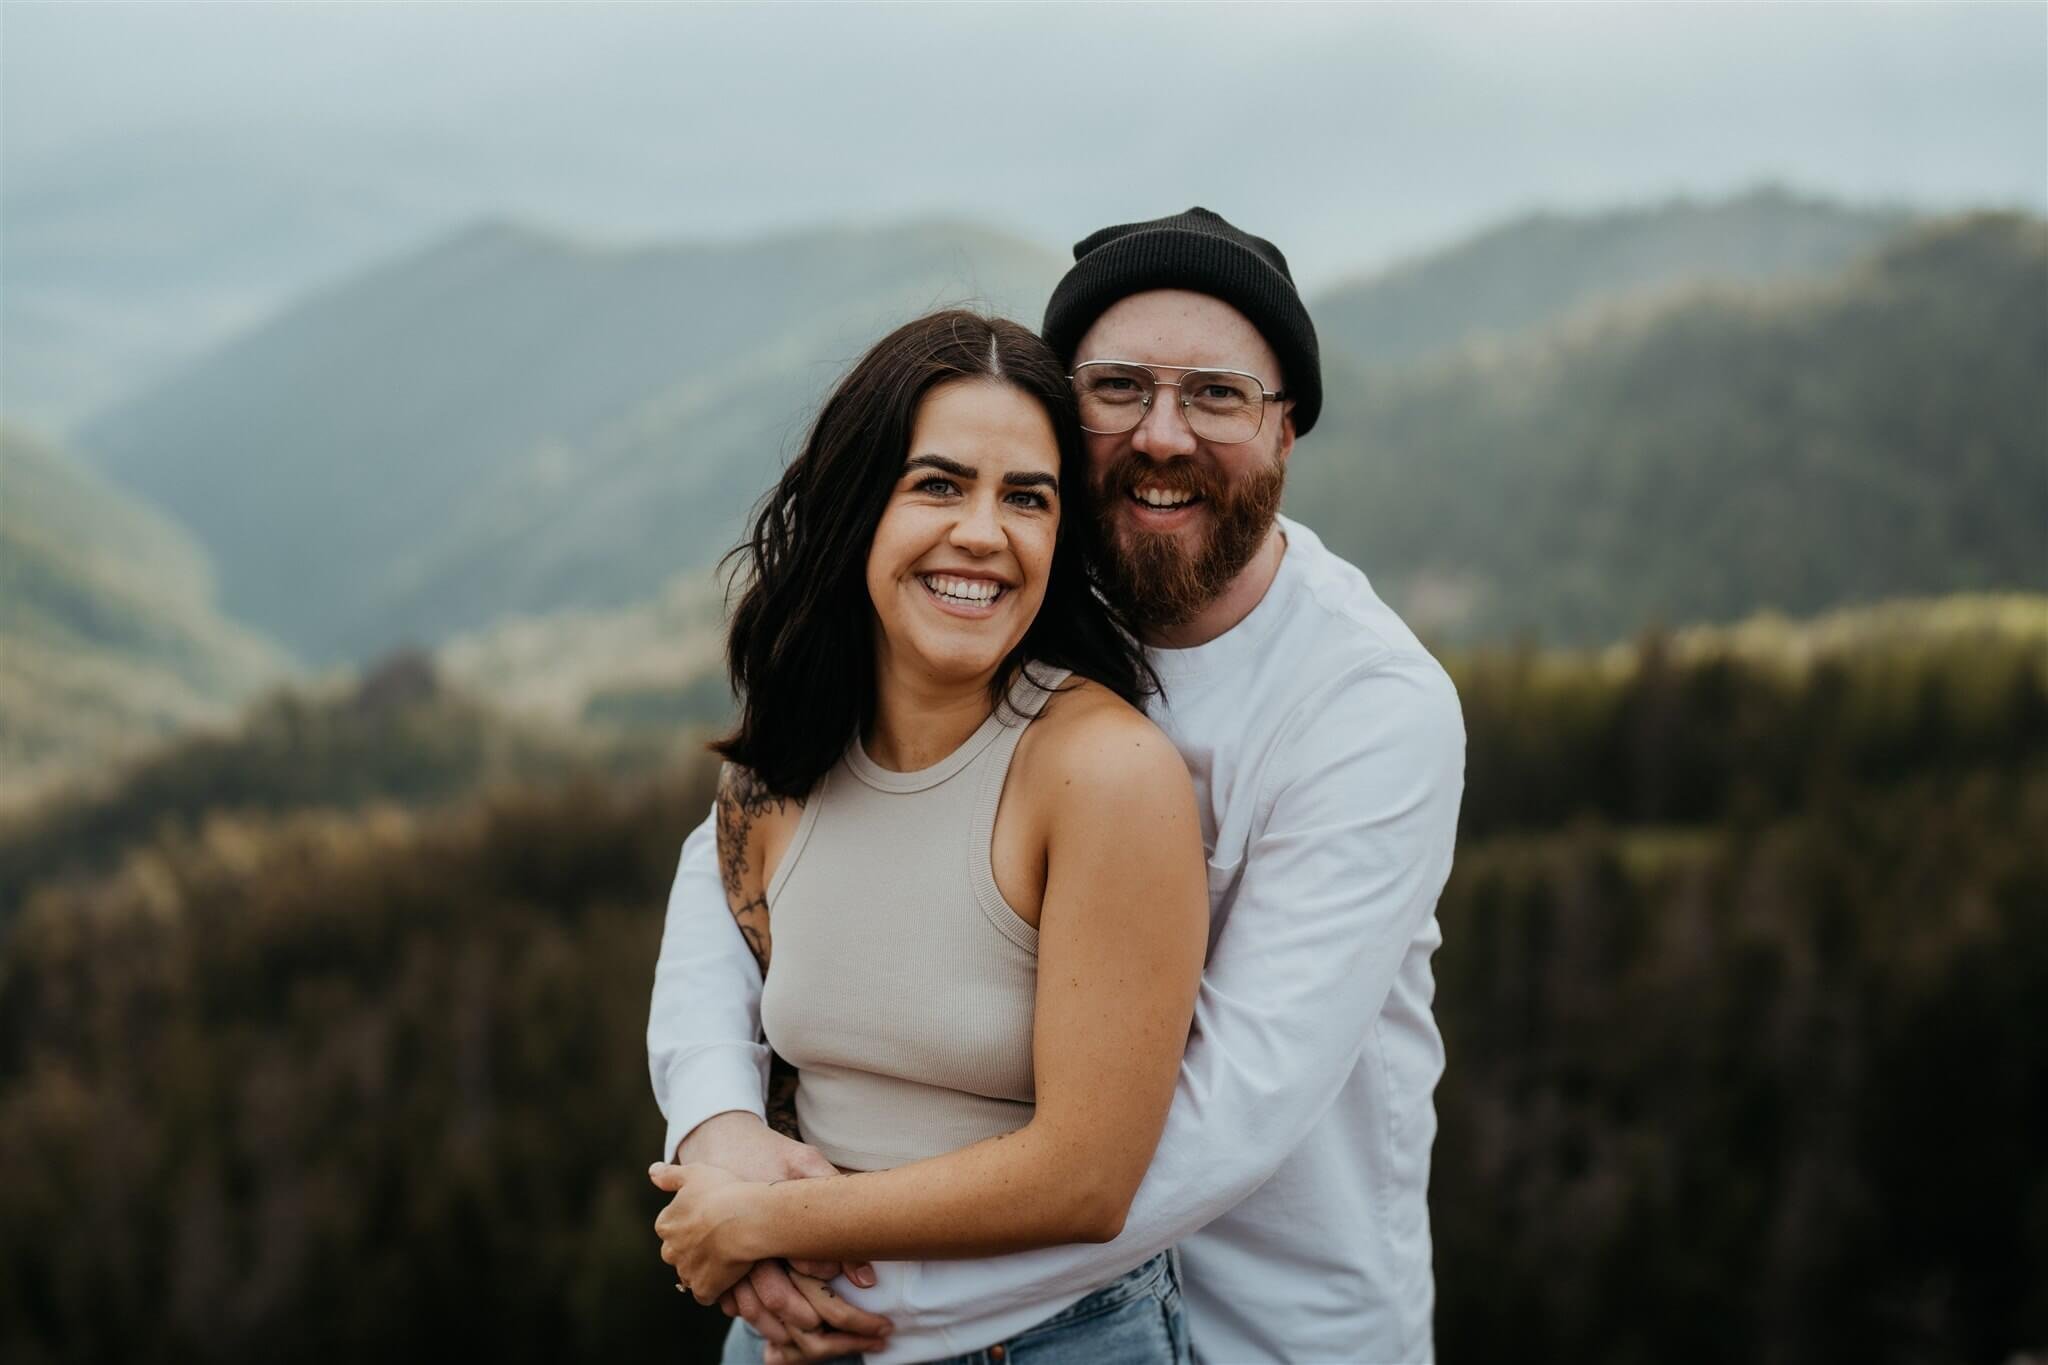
[10,187,2044,784]
[1313,187,1913,364]
[76,219,1062,662]
[1294,210,2048,642]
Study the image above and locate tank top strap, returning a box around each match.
[1002,661,1073,724]
[963,664,1073,952]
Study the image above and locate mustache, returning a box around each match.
[1095,454,1226,502]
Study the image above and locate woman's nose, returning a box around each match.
[949,494,1005,552]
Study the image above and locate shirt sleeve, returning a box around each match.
[901,655,1466,1322]
[647,804,772,1163]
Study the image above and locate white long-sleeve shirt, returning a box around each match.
[648,517,1466,1364]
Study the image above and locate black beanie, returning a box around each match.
[1042,207,1321,437]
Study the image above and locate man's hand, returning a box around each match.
[672,1111,877,1286]
[728,1267,894,1363]
[667,1112,890,1350]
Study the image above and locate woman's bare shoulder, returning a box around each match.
[1023,678,1205,924]
[1024,677,1189,806]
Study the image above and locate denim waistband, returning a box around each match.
[1021,1249,1174,1333]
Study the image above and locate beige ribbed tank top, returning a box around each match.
[759,665,1071,1172]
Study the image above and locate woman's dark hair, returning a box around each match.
[712,309,1156,799]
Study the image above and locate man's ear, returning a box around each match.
[1274,404,1297,466]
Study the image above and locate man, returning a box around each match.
[649,208,1465,1364]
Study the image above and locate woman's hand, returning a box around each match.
[649,1162,763,1305]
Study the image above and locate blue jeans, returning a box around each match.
[720,1250,1189,1365]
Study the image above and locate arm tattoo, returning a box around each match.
[716,764,807,1140]
[714,763,800,977]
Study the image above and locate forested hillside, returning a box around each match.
[0,425,294,800]
[1315,186,1911,364]
[0,650,667,916]
[4,597,2039,1364]
[1291,212,2048,644]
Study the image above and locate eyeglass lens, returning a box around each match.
[1072,363,1266,444]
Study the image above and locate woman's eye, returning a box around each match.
[913,476,958,496]
[1006,490,1051,510]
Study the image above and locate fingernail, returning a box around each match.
[853,1267,876,1287]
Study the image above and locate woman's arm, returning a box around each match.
[655,705,1209,1299]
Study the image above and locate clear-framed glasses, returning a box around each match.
[1069,360,1286,445]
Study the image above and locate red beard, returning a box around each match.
[1088,450,1286,632]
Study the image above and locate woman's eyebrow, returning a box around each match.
[904,453,975,479]
[903,453,1055,493]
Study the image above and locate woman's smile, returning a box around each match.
[916,571,1012,618]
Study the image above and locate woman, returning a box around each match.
[650,311,1209,1364]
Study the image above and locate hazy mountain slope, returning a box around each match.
[1290,212,2048,645]
[0,650,666,910]
[433,569,728,731]
[77,219,1064,663]
[0,424,295,796]
[70,195,2036,668]
[1312,187,1912,366]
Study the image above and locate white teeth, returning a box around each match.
[1134,487,1196,508]
[921,574,1002,604]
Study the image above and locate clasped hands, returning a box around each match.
[651,1112,893,1362]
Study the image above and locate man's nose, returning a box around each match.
[1130,385,1198,459]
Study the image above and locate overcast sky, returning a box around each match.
[6,1,2043,289]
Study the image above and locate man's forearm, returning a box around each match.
[648,807,773,1161]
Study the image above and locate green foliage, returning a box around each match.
[1451,595,2048,835]
[0,651,673,916]
[2,597,2043,1361]
[1292,212,2048,645]
[1434,773,2048,1363]
[0,769,727,1364]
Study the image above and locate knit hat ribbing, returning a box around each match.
[1042,207,1321,437]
